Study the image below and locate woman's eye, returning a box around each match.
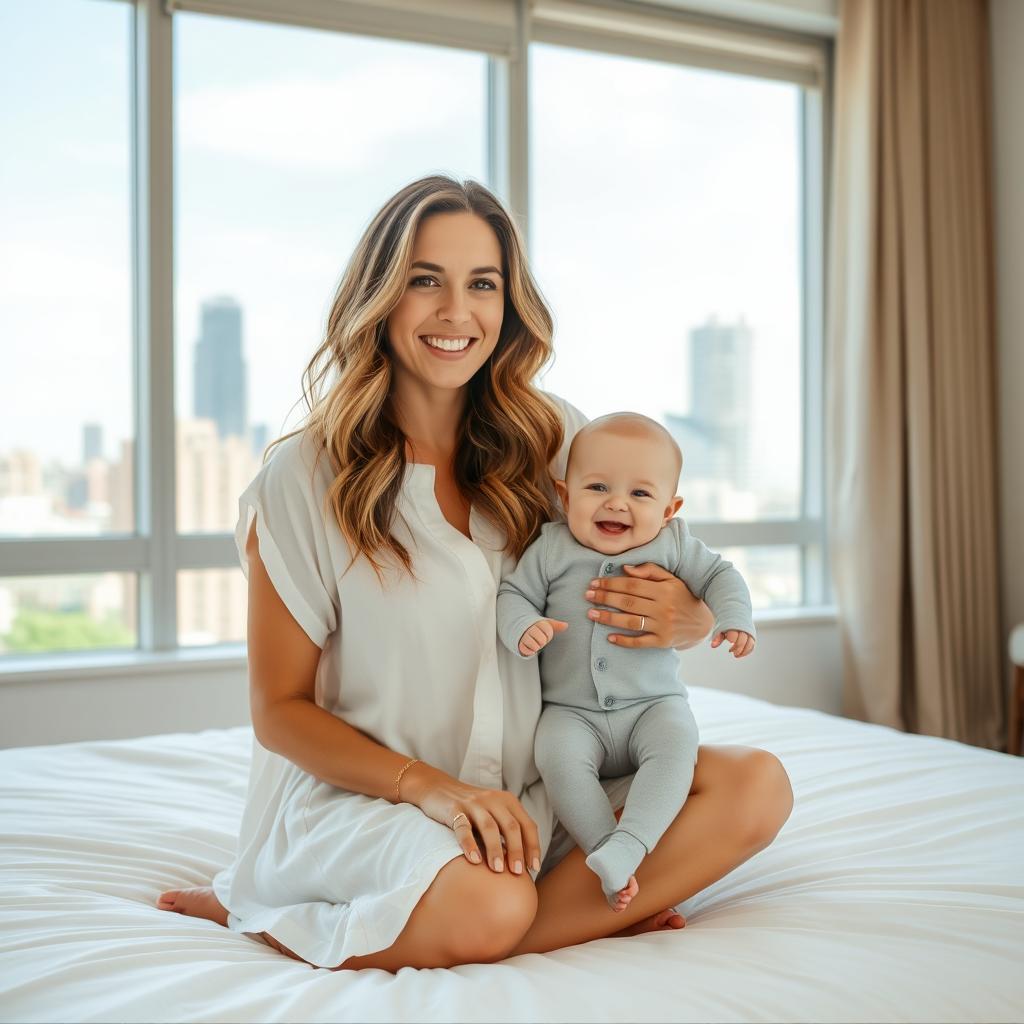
[410,276,438,287]
[470,279,497,290]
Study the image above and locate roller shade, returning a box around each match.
[163,0,520,57]
[531,0,827,88]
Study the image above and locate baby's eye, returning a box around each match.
[632,490,652,498]
[409,275,439,288]
[586,483,607,492]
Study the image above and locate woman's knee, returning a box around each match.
[434,862,539,965]
[735,749,793,850]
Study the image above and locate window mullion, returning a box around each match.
[132,0,177,651]
[800,82,827,606]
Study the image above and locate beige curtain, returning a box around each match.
[828,0,1004,748]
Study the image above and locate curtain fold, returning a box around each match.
[827,0,1003,747]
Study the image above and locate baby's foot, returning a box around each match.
[585,831,647,910]
[156,886,229,926]
[610,874,639,912]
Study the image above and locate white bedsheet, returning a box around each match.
[1,687,1021,1023]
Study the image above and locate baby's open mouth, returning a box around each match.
[596,521,629,535]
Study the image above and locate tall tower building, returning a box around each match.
[689,317,753,489]
[193,297,248,440]
[664,317,754,499]
[82,423,103,463]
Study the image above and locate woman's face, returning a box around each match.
[385,211,505,395]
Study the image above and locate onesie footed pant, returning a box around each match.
[534,695,700,904]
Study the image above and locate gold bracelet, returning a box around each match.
[394,757,421,804]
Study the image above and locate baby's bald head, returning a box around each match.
[566,413,682,492]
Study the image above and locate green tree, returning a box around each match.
[2,609,134,654]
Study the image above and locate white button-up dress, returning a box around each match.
[212,392,591,968]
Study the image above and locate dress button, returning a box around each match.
[595,657,608,671]
[603,696,615,708]
[602,561,615,575]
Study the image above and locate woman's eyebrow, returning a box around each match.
[411,260,503,277]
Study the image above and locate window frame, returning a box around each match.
[0,0,833,671]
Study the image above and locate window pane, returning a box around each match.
[174,14,488,533]
[718,545,801,609]
[0,574,136,655]
[177,569,246,646]
[530,44,803,522]
[0,0,134,538]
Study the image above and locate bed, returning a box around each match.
[1,685,1021,1023]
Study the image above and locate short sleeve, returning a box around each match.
[543,391,589,482]
[234,433,340,649]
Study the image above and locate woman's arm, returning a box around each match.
[244,518,541,874]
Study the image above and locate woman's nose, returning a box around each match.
[437,287,471,324]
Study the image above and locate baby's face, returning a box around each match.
[555,430,683,555]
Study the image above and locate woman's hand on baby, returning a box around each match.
[585,563,714,649]
[711,629,756,658]
[403,764,541,875]
[518,618,569,657]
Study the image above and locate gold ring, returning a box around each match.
[640,615,646,632]
[452,812,470,830]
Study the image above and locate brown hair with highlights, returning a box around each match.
[266,175,564,583]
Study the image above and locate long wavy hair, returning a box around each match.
[265,175,564,584]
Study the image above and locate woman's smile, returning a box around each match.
[419,333,480,359]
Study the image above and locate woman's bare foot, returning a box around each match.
[157,886,229,927]
[610,874,639,912]
[612,906,686,938]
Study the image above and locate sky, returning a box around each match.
[0,0,804,511]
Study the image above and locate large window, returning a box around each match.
[173,13,488,536]
[531,42,812,607]
[0,0,828,662]
[0,0,136,655]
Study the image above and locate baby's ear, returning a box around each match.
[666,495,684,520]
[554,479,569,510]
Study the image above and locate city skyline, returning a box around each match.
[2,4,801,484]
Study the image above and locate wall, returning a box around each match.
[0,613,842,748]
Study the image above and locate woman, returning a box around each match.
[157,176,793,971]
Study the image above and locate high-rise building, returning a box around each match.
[83,423,103,463]
[250,422,269,461]
[665,316,753,492]
[193,297,248,441]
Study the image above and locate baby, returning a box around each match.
[496,412,756,910]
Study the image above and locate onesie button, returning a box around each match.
[603,696,615,708]
[595,657,608,671]
[602,561,615,575]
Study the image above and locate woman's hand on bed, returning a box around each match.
[402,765,541,876]
[584,563,713,649]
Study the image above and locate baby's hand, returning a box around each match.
[711,629,756,658]
[519,618,569,657]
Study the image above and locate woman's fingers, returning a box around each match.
[472,811,507,873]
[496,814,525,874]
[452,811,483,864]
[586,580,658,616]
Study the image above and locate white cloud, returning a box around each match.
[177,58,482,172]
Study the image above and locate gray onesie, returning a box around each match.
[496,517,755,897]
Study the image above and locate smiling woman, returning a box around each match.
[386,214,504,381]
[157,175,791,973]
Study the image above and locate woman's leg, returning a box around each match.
[507,744,793,957]
[160,743,791,969]
[159,858,538,972]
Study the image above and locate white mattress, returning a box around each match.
[1,686,1021,1023]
